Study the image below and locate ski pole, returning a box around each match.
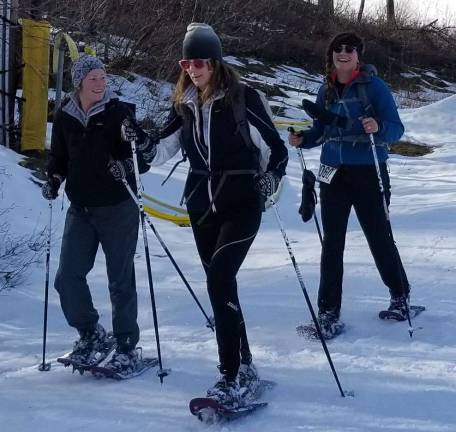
[296,148,323,245]
[38,200,52,372]
[368,132,413,337]
[269,197,351,397]
[121,179,215,332]
[129,138,170,383]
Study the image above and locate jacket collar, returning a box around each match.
[331,69,360,85]
[182,84,225,109]
[331,63,377,86]
[62,87,116,127]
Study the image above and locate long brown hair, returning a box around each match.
[173,60,240,113]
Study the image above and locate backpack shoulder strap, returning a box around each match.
[231,83,257,152]
[357,82,376,118]
[356,65,378,118]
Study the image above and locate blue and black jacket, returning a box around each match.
[300,65,404,167]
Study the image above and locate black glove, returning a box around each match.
[255,171,280,199]
[108,159,134,181]
[121,118,147,145]
[287,126,304,137]
[121,118,158,163]
[302,99,351,130]
[298,169,317,222]
[41,175,62,200]
[140,135,158,163]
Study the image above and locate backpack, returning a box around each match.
[231,83,274,173]
[356,64,378,118]
[163,84,275,187]
[320,65,378,145]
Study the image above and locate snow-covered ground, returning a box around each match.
[2,83,456,431]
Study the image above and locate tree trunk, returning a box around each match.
[357,0,365,22]
[386,0,395,25]
[30,0,42,20]
[318,0,334,18]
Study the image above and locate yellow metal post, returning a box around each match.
[20,19,50,152]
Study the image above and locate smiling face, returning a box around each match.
[186,60,213,90]
[332,45,359,75]
[79,69,107,106]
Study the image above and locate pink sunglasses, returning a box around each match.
[178,59,210,70]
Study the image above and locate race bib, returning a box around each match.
[317,163,338,184]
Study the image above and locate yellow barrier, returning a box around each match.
[144,204,191,227]
[141,176,284,227]
[142,193,191,227]
[273,119,311,127]
[142,192,189,215]
[52,32,79,74]
[21,19,51,152]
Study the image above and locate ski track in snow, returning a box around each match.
[1,88,456,432]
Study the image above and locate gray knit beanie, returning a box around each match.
[182,23,223,61]
[71,55,105,88]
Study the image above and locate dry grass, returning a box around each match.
[389,140,433,156]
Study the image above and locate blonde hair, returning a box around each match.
[173,60,240,113]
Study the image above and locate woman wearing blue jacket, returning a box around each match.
[289,32,410,339]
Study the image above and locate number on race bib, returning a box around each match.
[317,164,338,184]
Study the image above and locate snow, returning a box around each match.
[401,94,456,145]
[224,56,245,67]
[2,82,456,431]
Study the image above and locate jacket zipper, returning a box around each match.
[188,100,208,168]
[207,100,216,213]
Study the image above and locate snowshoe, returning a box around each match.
[189,397,267,423]
[190,379,275,423]
[379,304,425,321]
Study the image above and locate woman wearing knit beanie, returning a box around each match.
[149,23,288,406]
[289,32,411,339]
[42,54,157,378]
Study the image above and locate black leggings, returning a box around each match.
[189,204,262,380]
[318,164,409,315]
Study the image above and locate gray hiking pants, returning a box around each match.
[54,198,140,349]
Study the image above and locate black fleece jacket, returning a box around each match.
[48,98,150,207]
[156,85,288,213]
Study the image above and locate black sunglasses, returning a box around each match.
[333,44,357,54]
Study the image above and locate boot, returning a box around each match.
[102,346,141,378]
[68,323,107,366]
[387,295,410,320]
[318,309,345,340]
[238,362,260,397]
[206,375,241,407]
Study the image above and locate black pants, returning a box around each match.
[189,203,262,380]
[54,199,140,350]
[318,164,409,315]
